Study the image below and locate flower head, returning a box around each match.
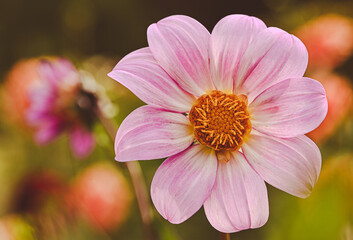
[71,162,132,230]
[109,15,328,233]
[6,57,98,158]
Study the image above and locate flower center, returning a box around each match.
[189,90,251,151]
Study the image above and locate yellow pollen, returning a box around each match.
[189,90,251,151]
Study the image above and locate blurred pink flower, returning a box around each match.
[71,163,132,231]
[307,72,353,143]
[26,58,97,158]
[295,14,353,70]
[109,15,328,233]
[3,57,97,158]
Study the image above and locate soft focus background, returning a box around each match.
[1,0,353,239]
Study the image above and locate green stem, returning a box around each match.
[96,109,155,240]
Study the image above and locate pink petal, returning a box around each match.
[249,77,328,138]
[204,151,268,233]
[115,106,194,162]
[236,27,308,103]
[242,131,321,198]
[34,117,63,144]
[108,48,195,113]
[151,145,217,224]
[26,86,57,124]
[69,125,96,159]
[147,15,213,96]
[39,58,78,86]
[209,15,266,92]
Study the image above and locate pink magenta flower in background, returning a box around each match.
[109,14,328,233]
[26,58,96,158]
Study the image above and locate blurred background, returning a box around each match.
[1,0,353,239]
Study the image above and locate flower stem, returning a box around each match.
[96,109,155,240]
[219,232,230,240]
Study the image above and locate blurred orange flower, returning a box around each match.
[2,59,41,129]
[72,162,132,231]
[296,14,353,144]
[295,14,353,71]
[307,72,353,143]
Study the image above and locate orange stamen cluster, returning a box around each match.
[189,90,251,151]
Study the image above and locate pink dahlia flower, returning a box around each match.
[109,15,328,233]
[26,58,96,158]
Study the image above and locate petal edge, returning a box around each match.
[115,106,194,162]
[151,145,217,223]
